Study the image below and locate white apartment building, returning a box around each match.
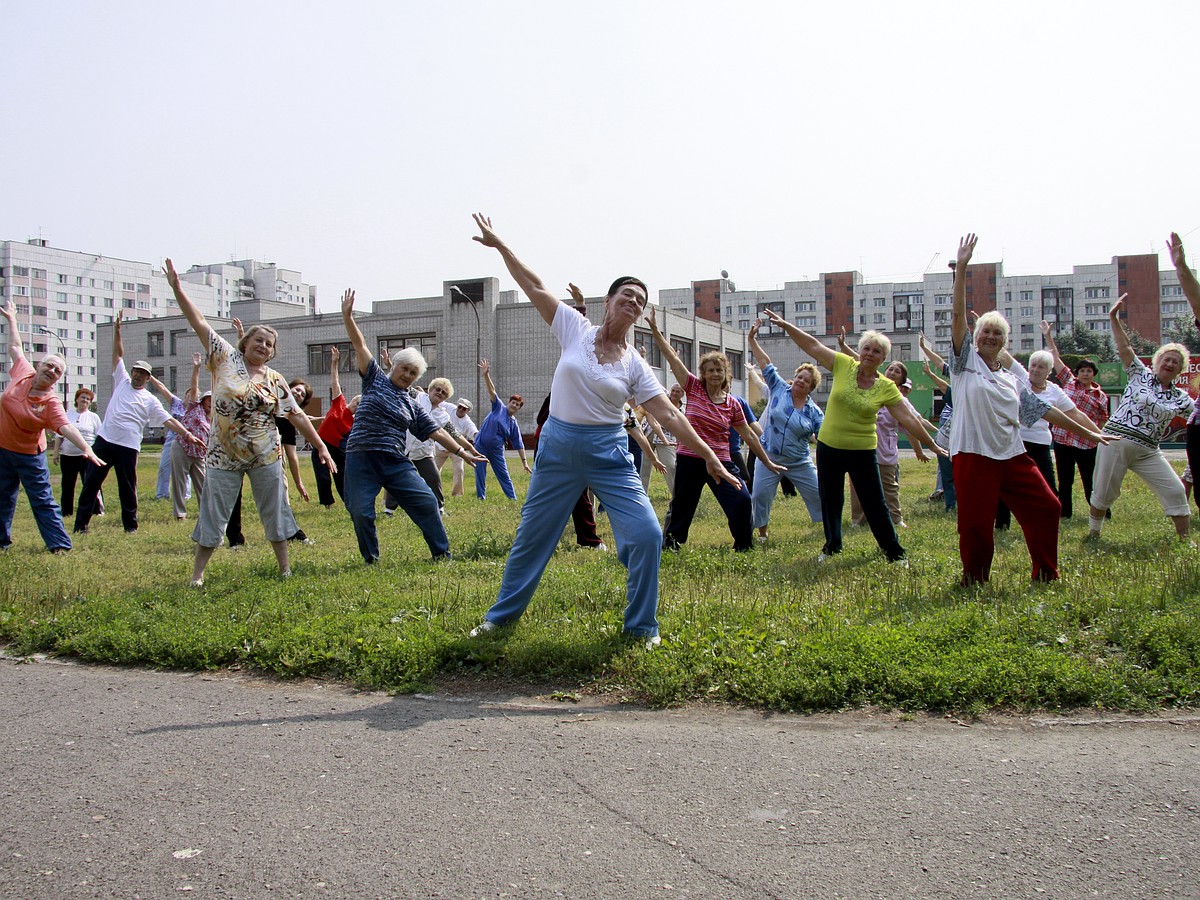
[0,238,316,398]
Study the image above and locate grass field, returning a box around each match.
[2,451,1199,714]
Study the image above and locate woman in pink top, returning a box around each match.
[0,301,104,552]
[648,307,784,551]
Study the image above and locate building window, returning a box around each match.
[122,298,135,309]
[874,297,887,307]
[934,294,951,306]
[1019,290,1034,302]
[873,313,886,324]
[380,333,438,373]
[633,330,662,367]
[308,341,356,375]
[147,332,164,357]
[57,274,68,284]
[137,283,150,294]
[669,337,692,371]
[796,301,815,312]
[31,268,47,280]
[1019,306,1036,317]
[738,320,750,329]
[32,306,47,317]
[797,316,817,328]
[12,266,29,277]
[726,350,744,380]
[31,288,48,300]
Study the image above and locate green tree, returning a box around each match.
[1162,315,1200,354]
[1053,320,1115,362]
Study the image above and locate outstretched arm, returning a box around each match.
[919,332,946,371]
[164,259,215,347]
[112,309,125,371]
[1108,295,1135,367]
[329,346,342,400]
[747,318,772,368]
[1043,406,1113,444]
[950,234,977,354]
[643,393,742,489]
[762,309,837,370]
[836,326,859,361]
[1,301,25,367]
[471,214,561,326]
[147,374,180,407]
[1168,233,1200,322]
[887,400,947,458]
[1039,320,1068,375]
[188,352,202,402]
[341,289,374,376]
[288,411,337,475]
[57,423,105,467]
[479,358,498,404]
[646,305,692,388]
[922,361,949,392]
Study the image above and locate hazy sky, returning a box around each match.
[5,1,1198,311]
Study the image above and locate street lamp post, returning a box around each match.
[36,325,68,404]
[450,285,482,411]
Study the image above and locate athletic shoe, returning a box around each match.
[469,621,498,637]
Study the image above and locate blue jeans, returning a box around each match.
[937,452,957,511]
[815,440,905,561]
[0,447,72,551]
[751,453,822,529]
[475,442,517,500]
[344,450,449,563]
[484,417,662,638]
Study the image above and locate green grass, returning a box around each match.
[3,451,1200,713]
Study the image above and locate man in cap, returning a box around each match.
[435,397,479,496]
[74,310,202,533]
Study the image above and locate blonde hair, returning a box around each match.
[974,311,1010,344]
[857,330,891,358]
[1153,342,1190,372]
[428,377,454,396]
[237,324,279,360]
[793,362,822,391]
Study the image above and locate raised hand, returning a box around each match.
[956,233,977,268]
[340,289,355,316]
[163,258,180,290]
[1109,294,1128,317]
[471,213,501,248]
[192,351,203,367]
[567,283,585,305]
[1168,233,1187,270]
[231,316,244,339]
[330,345,340,365]
[748,317,762,339]
[1039,320,1051,338]
[478,358,490,377]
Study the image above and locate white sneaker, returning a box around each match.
[891,557,910,568]
[645,634,662,649]
[469,621,498,638]
[817,552,830,563]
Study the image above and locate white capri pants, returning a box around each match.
[1091,440,1189,517]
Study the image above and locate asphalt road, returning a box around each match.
[2,657,1198,899]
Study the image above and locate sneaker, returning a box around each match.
[644,634,662,649]
[49,547,70,555]
[929,489,944,501]
[891,557,910,568]
[189,578,204,588]
[817,552,830,563]
[229,543,246,552]
[895,520,908,529]
[582,542,608,551]
[383,508,394,517]
[756,534,768,545]
[469,621,498,637]
[281,570,292,579]
[300,537,316,546]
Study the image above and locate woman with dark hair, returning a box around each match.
[649,311,784,552]
[467,214,739,644]
[53,387,103,517]
[0,301,105,552]
[339,290,484,564]
[1040,331,1108,519]
[164,260,336,586]
[474,358,530,500]
[762,309,943,564]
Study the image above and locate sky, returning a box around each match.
[4,1,1199,312]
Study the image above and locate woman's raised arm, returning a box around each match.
[950,234,977,355]
[164,259,214,345]
[472,214,561,326]
[646,305,692,388]
[1108,295,1135,367]
[341,289,374,376]
[762,309,837,370]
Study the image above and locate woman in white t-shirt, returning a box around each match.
[54,388,104,517]
[949,235,1110,585]
[467,214,739,645]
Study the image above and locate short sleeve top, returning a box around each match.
[949,339,1048,460]
[0,356,70,454]
[678,373,746,462]
[205,331,299,471]
[760,364,823,461]
[346,359,437,456]
[547,304,665,424]
[819,352,902,451]
[1104,359,1194,449]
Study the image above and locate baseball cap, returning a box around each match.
[456,398,472,410]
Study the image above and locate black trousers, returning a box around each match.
[75,437,139,532]
[815,440,904,561]
[1053,441,1097,519]
[663,454,753,551]
[59,454,102,517]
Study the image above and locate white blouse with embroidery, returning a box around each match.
[547,304,664,426]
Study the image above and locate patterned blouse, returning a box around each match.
[1050,365,1109,450]
[205,331,299,472]
[1102,359,1194,449]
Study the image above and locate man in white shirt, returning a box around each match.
[435,398,479,496]
[74,311,201,534]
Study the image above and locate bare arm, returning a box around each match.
[479,358,498,404]
[1043,405,1112,444]
[471,214,561,326]
[761,309,837,370]
[281,443,309,501]
[340,289,373,375]
[1168,232,1200,321]
[1108,295,1135,367]
[642,394,741,489]
[1,301,24,367]
[189,352,202,402]
[646,305,692,387]
[627,420,661,472]
[147,375,180,407]
[733,422,786,472]
[164,417,203,446]
[112,309,125,371]
[1039,320,1067,374]
[950,234,977,354]
[922,360,949,392]
[288,410,337,474]
[747,319,772,368]
[919,333,946,371]
[886,400,947,457]
[329,346,342,399]
[164,259,215,346]
[56,423,104,466]
[640,407,669,445]
[430,428,487,464]
[836,326,859,361]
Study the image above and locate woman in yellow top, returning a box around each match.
[760,310,944,564]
